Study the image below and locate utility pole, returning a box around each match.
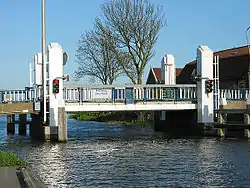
[246,26,250,56]
[42,0,47,123]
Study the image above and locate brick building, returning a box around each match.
[147,45,250,89]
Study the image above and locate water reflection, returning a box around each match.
[0,117,250,187]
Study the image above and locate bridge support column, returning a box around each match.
[48,43,68,142]
[30,112,60,141]
[196,46,214,130]
[18,114,27,135]
[30,113,44,140]
[7,114,15,134]
[58,107,67,142]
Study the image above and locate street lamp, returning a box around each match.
[246,26,250,56]
[42,0,47,123]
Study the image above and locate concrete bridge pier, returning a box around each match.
[30,113,43,140]
[29,105,67,142]
[18,114,27,135]
[29,42,68,142]
[29,114,63,142]
[7,114,15,134]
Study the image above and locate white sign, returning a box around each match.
[92,89,112,100]
[34,102,41,111]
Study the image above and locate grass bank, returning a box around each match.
[69,112,152,126]
[0,152,28,167]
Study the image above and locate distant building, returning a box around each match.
[147,45,250,89]
[146,68,182,84]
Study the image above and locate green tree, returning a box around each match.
[101,0,167,84]
[75,19,124,85]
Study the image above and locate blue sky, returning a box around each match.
[0,0,249,89]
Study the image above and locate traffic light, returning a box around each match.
[205,79,213,93]
[52,79,59,94]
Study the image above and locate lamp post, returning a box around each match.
[246,26,250,56]
[42,0,47,123]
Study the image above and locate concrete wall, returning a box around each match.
[0,103,33,115]
[220,101,246,110]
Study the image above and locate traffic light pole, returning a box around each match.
[42,0,47,124]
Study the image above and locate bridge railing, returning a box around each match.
[63,84,197,103]
[0,87,42,104]
[1,86,250,104]
[219,89,250,100]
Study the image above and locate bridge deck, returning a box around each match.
[0,103,34,115]
[65,101,197,112]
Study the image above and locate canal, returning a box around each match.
[0,115,250,187]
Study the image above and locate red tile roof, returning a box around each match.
[176,68,182,77]
[187,45,249,65]
[152,67,182,82]
[152,68,161,81]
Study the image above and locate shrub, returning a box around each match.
[0,152,28,167]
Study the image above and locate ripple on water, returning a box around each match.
[0,119,250,187]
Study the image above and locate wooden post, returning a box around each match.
[19,114,27,135]
[58,107,67,142]
[7,114,15,134]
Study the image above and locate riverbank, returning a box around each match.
[0,152,28,167]
[0,152,46,187]
[69,112,152,126]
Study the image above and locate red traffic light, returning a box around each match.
[53,79,59,84]
[207,80,213,85]
[52,79,60,94]
[205,79,213,93]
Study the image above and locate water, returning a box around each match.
[0,116,250,187]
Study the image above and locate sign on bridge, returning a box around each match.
[91,89,112,100]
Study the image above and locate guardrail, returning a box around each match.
[63,84,197,103]
[219,89,250,100]
[0,89,37,103]
[1,86,249,104]
[0,84,197,104]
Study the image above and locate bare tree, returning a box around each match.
[75,19,123,85]
[101,0,167,84]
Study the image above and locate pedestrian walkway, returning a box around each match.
[0,167,23,188]
[0,166,46,188]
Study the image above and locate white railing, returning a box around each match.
[0,87,42,103]
[0,84,197,104]
[1,86,249,104]
[63,84,197,103]
[219,89,250,100]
